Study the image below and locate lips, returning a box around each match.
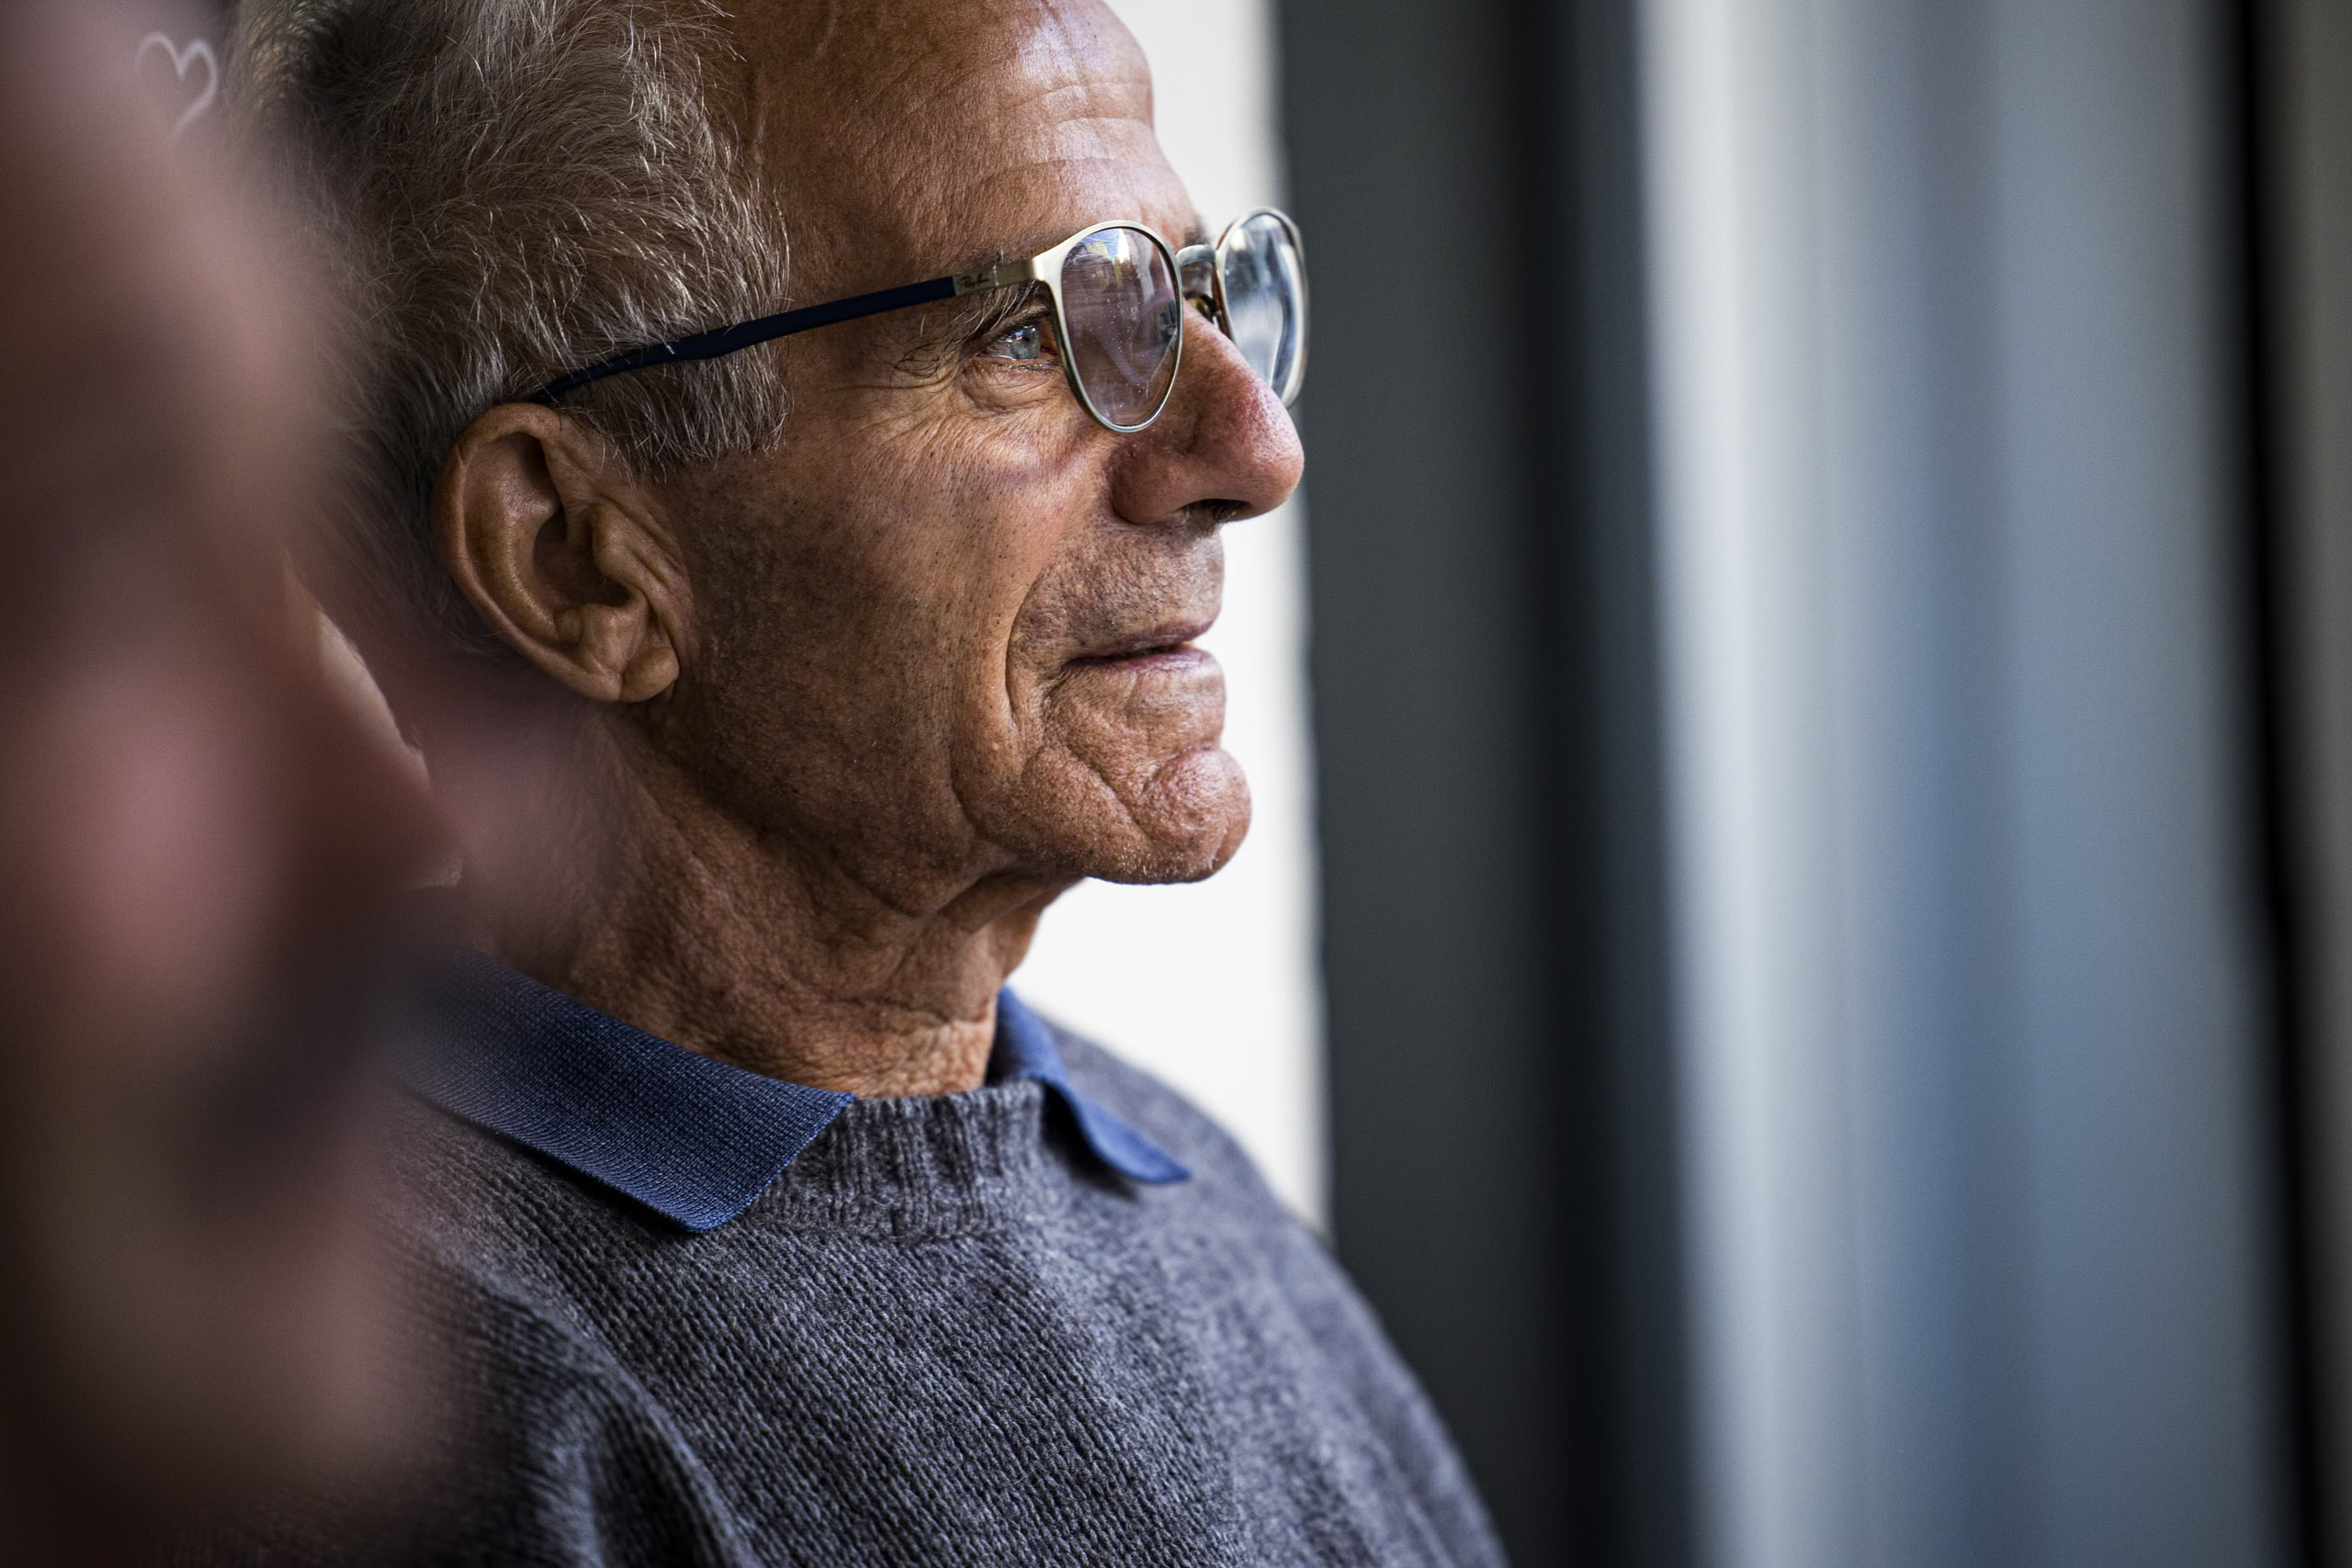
[1067,618,1214,665]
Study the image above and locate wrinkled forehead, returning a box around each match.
[725,0,1193,296]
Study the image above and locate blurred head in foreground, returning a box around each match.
[0,0,434,1551]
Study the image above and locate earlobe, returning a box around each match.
[434,404,688,706]
[619,643,681,703]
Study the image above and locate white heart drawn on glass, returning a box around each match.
[136,33,219,138]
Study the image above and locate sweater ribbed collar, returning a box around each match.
[406,950,1185,1234]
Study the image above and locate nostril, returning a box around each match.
[1188,499,1249,526]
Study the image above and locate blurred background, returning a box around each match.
[1031,0,2352,1565]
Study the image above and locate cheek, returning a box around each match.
[932,458,1102,688]
[706,418,1101,743]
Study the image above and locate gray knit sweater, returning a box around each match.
[202,965,1506,1567]
[393,1020,1504,1565]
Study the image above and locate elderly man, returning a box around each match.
[241,0,1502,1562]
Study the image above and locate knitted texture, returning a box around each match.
[204,1022,1507,1565]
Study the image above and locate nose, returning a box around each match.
[1110,309,1305,525]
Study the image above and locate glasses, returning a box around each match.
[530,209,1307,434]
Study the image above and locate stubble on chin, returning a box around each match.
[990,690,1253,885]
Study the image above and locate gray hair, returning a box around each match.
[232,0,789,664]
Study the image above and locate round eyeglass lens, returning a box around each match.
[1216,211,1306,405]
[1058,226,1183,429]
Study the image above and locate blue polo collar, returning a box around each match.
[407,950,1185,1234]
[990,989,1189,1187]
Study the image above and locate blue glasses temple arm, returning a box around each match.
[530,275,961,404]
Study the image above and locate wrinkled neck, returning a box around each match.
[448,712,1069,1098]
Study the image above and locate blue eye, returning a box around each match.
[990,321,1050,362]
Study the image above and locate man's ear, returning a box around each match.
[434,404,687,705]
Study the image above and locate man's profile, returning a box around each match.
[229,0,1505,1560]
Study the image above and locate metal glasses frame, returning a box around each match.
[528,209,1306,434]
[1179,208,1309,409]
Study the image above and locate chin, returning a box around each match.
[1085,744,1253,886]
